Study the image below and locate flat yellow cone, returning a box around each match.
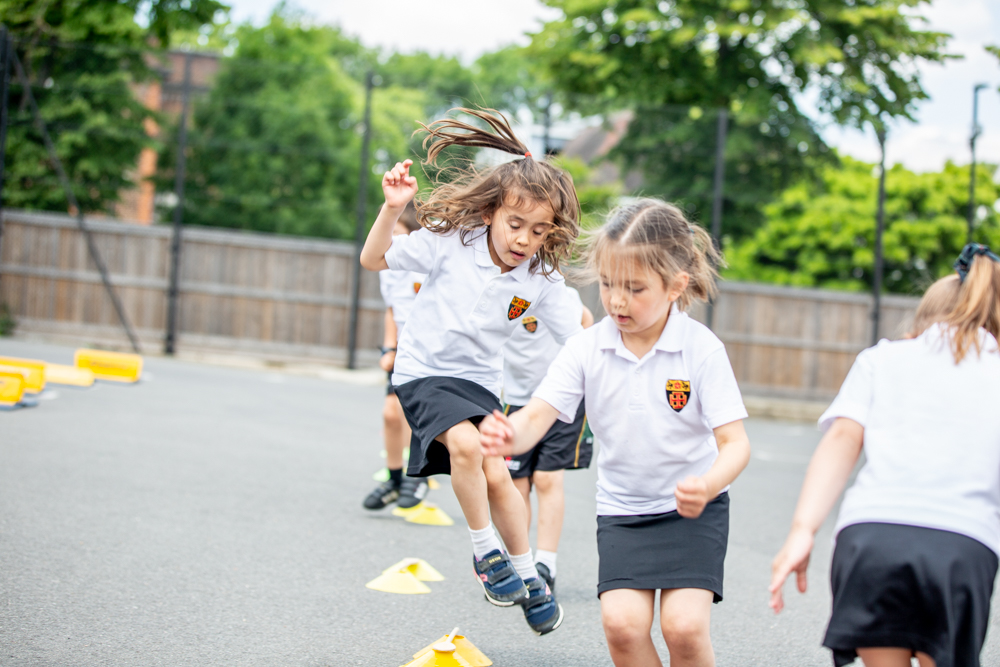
[428,478,441,490]
[0,371,25,406]
[383,558,445,582]
[408,635,491,667]
[0,357,46,393]
[44,363,95,387]
[405,504,454,526]
[365,570,431,594]
[392,502,426,518]
[74,349,142,383]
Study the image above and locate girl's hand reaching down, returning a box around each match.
[383,160,418,209]
[768,527,814,613]
[479,410,515,458]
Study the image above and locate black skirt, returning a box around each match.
[825,522,998,667]
[596,492,729,602]
[504,401,593,479]
[393,376,502,477]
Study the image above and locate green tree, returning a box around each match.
[529,0,952,237]
[724,157,1000,294]
[1,0,224,213]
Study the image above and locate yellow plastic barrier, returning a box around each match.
[0,371,26,405]
[0,357,46,393]
[44,363,96,387]
[74,349,143,383]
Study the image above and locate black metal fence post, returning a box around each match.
[0,26,12,265]
[705,107,728,331]
[164,52,193,355]
[967,83,986,243]
[871,126,888,346]
[347,71,375,369]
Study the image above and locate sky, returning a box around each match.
[225,0,999,174]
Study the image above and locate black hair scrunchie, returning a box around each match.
[954,243,1000,283]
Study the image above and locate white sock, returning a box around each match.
[509,551,539,582]
[534,549,557,578]
[469,525,503,560]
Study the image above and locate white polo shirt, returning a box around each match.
[381,270,428,332]
[385,227,584,397]
[502,287,583,406]
[535,307,747,516]
[823,325,1000,555]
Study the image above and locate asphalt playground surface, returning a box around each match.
[2,338,999,667]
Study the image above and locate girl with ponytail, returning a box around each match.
[481,198,752,665]
[770,244,1000,667]
[360,108,588,636]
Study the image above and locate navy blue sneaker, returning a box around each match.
[473,550,528,607]
[521,576,564,635]
[534,562,555,595]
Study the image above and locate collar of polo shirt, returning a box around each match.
[471,228,532,282]
[599,303,686,360]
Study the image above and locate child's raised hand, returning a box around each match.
[768,527,814,614]
[479,409,514,458]
[382,159,418,209]
[675,475,710,518]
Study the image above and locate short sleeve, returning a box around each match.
[379,271,398,307]
[385,227,438,273]
[695,348,748,429]
[532,281,584,345]
[532,339,586,423]
[819,346,877,431]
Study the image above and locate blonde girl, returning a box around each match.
[481,198,752,666]
[360,108,586,635]
[770,244,1000,667]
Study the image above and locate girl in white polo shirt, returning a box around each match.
[769,244,1000,667]
[481,198,752,666]
[360,108,584,636]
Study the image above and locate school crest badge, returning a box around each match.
[507,296,531,320]
[522,316,538,333]
[413,282,422,294]
[666,380,690,412]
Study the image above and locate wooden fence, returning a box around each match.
[0,209,920,398]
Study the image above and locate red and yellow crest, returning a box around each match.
[522,316,538,333]
[413,282,422,294]
[666,379,690,412]
[507,296,531,320]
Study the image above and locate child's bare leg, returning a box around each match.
[858,648,935,667]
[483,454,530,556]
[659,588,715,667]
[533,470,564,552]
[437,420,491,529]
[513,476,532,528]
[383,394,409,470]
[600,588,661,667]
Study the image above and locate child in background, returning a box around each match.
[905,273,960,338]
[363,202,429,511]
[360,108,585,635]
[769,244,1000,667]
[481,199,752,666]
[503,286,594,593]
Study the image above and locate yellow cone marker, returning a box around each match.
[365,569,431,595]
[44,363,95,387]
[382,558,445,582]
[74,349,143,383]
[0,371,26,406]
[392,502,426,518]
[404,628,492,667]
[405,504,454,526]
[428,478,441,490]
[0,357,46,394]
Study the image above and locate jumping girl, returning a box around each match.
[360,108,585,635]
[769,243,1000,667]
[481,198,752,666]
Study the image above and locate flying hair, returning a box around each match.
[582,198,720,311]
[413,107,581,277]
[906,274,960,339]
[942,252,1000,363]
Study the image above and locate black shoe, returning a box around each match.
[397,476,429,509]
[520,577,563,635]
[535,562,555,595]
[473,549,528,606]
[362,480,400,510]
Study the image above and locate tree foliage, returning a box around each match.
[724,157,1000,294]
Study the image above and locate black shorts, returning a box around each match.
[385,372,395,396]
[825,522,998,667]
[596,492,729,602]
[393,376,502,478]
[504,401,592,479]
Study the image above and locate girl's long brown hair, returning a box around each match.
[414,108,581,276]
[943,255,1000,362]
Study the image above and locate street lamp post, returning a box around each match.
[967,83,987,242]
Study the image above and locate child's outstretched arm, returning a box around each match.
[480,398,562,458]
[675,419,751,519]
[360,160,418,272]
[769,417,864,613]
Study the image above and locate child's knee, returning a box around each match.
[602,613,649,649]
[383,400,403,428]
[445,431,482,469]
[532,470,562,494]
[483,456,513,488]
[661,614,710,656]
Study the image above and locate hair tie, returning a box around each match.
[954,243,1000,283]
[524,152,532,158]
